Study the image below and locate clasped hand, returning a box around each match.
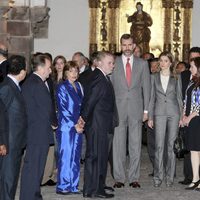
[75,116,85,133]
[0,145,7,156]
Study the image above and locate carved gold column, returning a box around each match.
[89,0,100,55]
[162,0,174,52]
[173,1,182,61]
[181,0,193,62]
[108,0,120,53]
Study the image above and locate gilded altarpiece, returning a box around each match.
[89,0,193,62]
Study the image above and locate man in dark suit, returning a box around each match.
[78,51,99,164]
[0,99,7,158]
[0,43,9,82]
[20,53,54,200]
[81,51,116,198]
[0,55,27,200]
[179,47,200,185]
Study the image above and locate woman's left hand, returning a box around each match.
[182,116,191,127]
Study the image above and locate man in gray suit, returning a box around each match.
[112,34,150,188]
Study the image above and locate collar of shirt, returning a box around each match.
[97,67,107,77]
[122,54,133,74]
[33,72,44,81]
[0,59,7,65]
[79,65,86,74]
[7,74,20,88]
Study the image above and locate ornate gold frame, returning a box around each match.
[89,0,193,62]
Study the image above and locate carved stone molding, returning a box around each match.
[88,0,100,8]
[162,0,175,8]
[164,43,172,52]
[181,0,193,8]
[109,43,116,53]
[8,7,29,20]
[30,7,50,38]
[89,43,98,55]
[182,43,190,62]
[108,0,120,9]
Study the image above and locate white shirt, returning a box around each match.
[0,59,6,65]
[97,67,106,77]
[7,74,20,90]
[33,72,44,81]
[79,65,86,74]
[160,74,169,93]
[122,54,133,76]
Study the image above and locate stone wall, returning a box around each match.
[0,0,49,71]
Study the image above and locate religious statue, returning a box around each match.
[127,2,153,53]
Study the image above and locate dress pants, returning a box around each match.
[146,124,155,171]
[0,147,23,200]
[113,119,142,183]
[153,115,179,184]
[20,144,49,200]
[41,145,57,184]
[83,128,109,195]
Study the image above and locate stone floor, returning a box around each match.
[15,145,200,200]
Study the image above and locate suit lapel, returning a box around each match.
[158,73,165,94]
[166,76,174,94]
[130,57,139,88]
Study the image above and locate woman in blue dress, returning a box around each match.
[56,61,84,195]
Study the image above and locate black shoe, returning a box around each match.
[185,180,200,190]
[83,193,94,198]
[104,185,114,192]
[80,159,85,164]
[129,182,141,188]
[94,192,114,198]
[41,179,57,186]
[113,182,125,188]
[72,190,82,195]
[148,173,154,177]
[179,179,192,185]
[56,191,71,195]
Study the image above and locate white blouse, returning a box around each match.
[160,74,169,93]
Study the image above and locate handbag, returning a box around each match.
[173,128,187,159]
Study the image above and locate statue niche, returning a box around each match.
[127,2,153,53]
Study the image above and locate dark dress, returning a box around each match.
[185,81,200,151]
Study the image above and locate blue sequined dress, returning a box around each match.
[56,80,83,193]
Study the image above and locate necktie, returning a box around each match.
[126,58,132,87]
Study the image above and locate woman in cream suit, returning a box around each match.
[148,52,182,187]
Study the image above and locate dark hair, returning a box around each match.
[190,57,200,87]
[149,57,159,63]
[176,61,189,70]
[44,52,53,62]
[90,51,99,65]
[63,61,79,80]
[159,51,176,77]
[31,53,51,72]
[136,2,143,7]
[120,34,135,44]
[8,55,26,75]
[189,47,200,55]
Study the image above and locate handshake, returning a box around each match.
[75,116,85,134]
